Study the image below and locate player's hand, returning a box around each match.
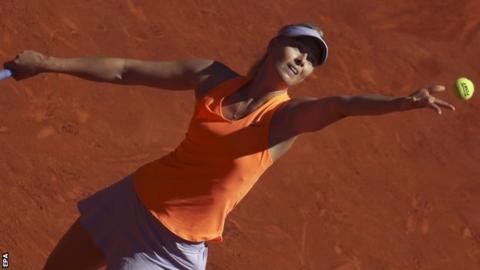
[404,85,456,115]
[3,50,47,80]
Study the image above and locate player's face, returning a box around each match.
[268,36,321,86]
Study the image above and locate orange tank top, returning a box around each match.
[133,76,291,243]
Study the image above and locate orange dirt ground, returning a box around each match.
[1,0,479,269]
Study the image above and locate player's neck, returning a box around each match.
[246,64,288,100]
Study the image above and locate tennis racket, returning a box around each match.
[0,69,13,80]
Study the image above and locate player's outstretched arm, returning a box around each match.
[3,50,233,92]
[340,85,455,116]
[288,86,455,135]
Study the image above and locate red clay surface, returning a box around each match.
[1,0,479,269]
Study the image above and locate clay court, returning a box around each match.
[1,0,479,269]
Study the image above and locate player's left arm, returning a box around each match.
[342,85,456,116]
[289,85,455,134]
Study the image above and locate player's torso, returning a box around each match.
[195,72,299,163]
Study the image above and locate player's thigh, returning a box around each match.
[43,217,106,270]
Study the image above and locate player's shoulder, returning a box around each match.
[195,61,240,100]
[271,97,315,124]
[275,96,318,114]
[271,96,327,132]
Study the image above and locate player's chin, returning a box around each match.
[278,67,301,86]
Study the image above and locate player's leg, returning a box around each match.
[43,217,106,270]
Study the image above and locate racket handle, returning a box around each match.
[0,69,13,80]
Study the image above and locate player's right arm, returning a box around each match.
[4,50,236,96]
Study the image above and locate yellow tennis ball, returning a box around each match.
[455,77,475,100]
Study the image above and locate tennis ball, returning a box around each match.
[455,77,474,100]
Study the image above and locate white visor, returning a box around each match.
[277,25,328,65]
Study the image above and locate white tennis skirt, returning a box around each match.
[77,174,208,270]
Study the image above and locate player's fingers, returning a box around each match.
[3,60,14,70]
[428,102,442,115]
[434,98,456,111]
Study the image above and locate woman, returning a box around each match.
[4,23,455,270]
